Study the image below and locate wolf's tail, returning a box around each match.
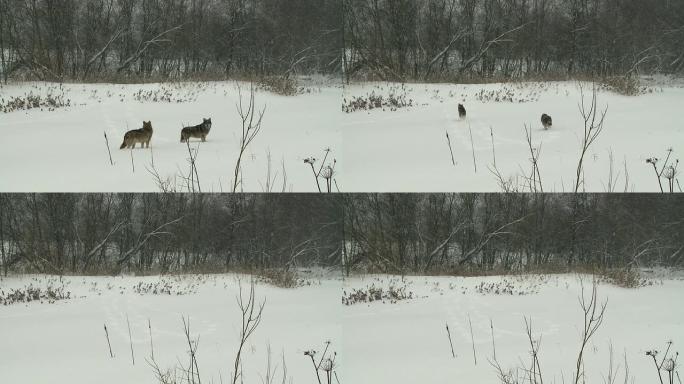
[120,141,126,149]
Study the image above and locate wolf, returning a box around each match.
[180,118,212,143]
[458,103,467,119]
[120,121,153,149]
[541,113,552,130]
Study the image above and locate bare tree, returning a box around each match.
[233,84,266,193]
[574,84,608,193]
[116,217,184,272]
[573,278,608,384]
[231,279,266,384]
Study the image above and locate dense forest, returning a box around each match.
[343,0,684,81]
[2,193,683,277]
[3,0,683,83]
[343,194,684,275]
[0,194,342,275]
[0,0,341,82]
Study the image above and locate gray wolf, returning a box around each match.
[120,121,153,149]
[180,118,212,143]
[541,113,552,129]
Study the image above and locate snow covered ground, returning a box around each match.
[343,273,684,384]
[2,272,681,383]
[343,81,684,192]
[2,79,682,192]
[0,80,342,192]
[0,273,342,384]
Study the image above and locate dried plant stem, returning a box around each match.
[446,131,456,166]
[308,161,322,192]
[185,138,201,193]
[231,279,265,384]
[469,123,477,173]
[490,318,496,361]
[648,352,664,384]
[623,157,630,193]
[573,279,607,384]
[524,125,543,193]
[233,83,266,193]
[574,83,608,193]
[126,314,135,366]
[446,323,456,358]
[524,317,544,384]
[130,148,135,173]
[148,318,154,361]
[306,352,322,384]
[468,314,477,365]
[649,160,664,193]
[490,126,497,168]
[182,316,201,384]
[104,324,114,358]
[104,132,114,166]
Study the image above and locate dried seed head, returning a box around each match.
[320,166,334,179]
[319,358,334,372]
[663,165,676,180]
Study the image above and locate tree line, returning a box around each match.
[343,0,684,81]
[0,194,342,275]
[0,0,341,82]
[2,193,683,277]
[343,194,684,275]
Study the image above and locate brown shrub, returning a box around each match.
[599,267,651,288]
[257,75,300,96]
[256,268,307,288]
[599,75,648,96]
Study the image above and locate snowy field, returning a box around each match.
[343,273,684,384]
[343,81,684,192]
[2,272,682,383]
[2,80,683,193]
[0,80,342,192]
[0,273,341,384]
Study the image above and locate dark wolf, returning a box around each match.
[458,103,467,119]
[180,118,212,143]
[120,121,153,149]
[541,113,552,130]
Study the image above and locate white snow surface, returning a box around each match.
[2,80,683,192]
[0,81,342,192]
[0,273,341,384]
[342,81,684,192]
[1,272,682,383]
[343,273,684,384]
